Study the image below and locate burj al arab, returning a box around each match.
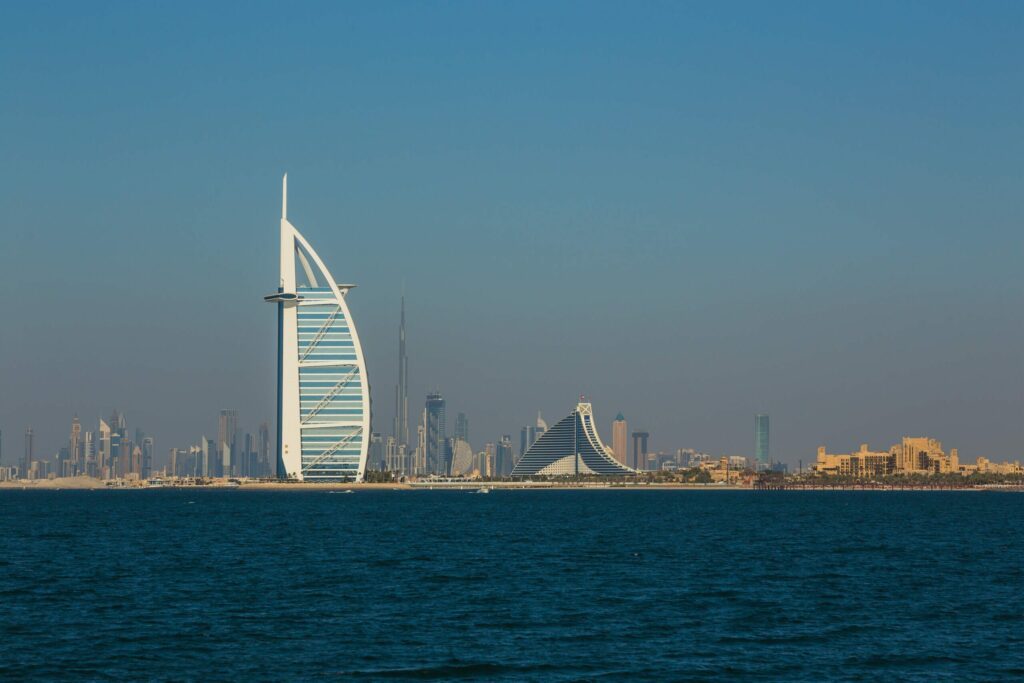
[265,175,371,482]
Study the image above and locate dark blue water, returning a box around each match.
[1,490,1022,681]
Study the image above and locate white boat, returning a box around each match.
[476,487,491,494]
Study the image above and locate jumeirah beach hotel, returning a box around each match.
[265,176,370,482]
[511,402,636,477]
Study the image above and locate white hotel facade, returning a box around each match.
[265,175,370,482]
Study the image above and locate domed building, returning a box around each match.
[449,439,476,477]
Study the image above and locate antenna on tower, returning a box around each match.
[282,173,288,220]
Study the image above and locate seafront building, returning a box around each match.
[813,437,970,477]
[693,456,749,483]
[264,175,371,482]
[964,457,1023,476]
[512,402,636,477]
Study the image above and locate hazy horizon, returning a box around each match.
[1,2,1021,466]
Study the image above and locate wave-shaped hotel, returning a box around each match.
[511,402,636,477]
[265,176,370,482]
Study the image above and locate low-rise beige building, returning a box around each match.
[814,437,1021,477]
[961,457,1022,476]
[697,457,749,483]
[895,437,958,474]
[814,437,957,476]
[813,444,894,477]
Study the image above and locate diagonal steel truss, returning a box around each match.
[299,308,340,362]
[301,427,364,475]
[301,366,359,425]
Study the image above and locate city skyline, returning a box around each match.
[1,276,1018,470]
[3,290,1021,470]
[2,3,1021,464]
[4,6,1023,682]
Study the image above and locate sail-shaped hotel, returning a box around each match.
[512,401,636,477]
[265,176,370,482]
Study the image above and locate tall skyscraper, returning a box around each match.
[198,437,214,478]
[368,432,384,471]
[22,427,33,479]
[69,415,82,474]
[414,407,427,475]
[425,392,447,475]
[496,435,514,476]
[519,413,548,458]
[754,414,770,469]
[110,431,122,478]
[239,432,252,477]
[110,410,127,449]
[481,442,495,477]
[141,437,154,479]
[83,430,95,476]
[130,444,142,477]
[168,448,181,478]
[265,175,371,482]
[218,409,239,477]
[454,412,469,443]
[105,411,126,478]
[520,425,535,458]
[612,413,628,466]
[393,295,409,449]
[631,431,649,471]
[98,419,111,479]
[384,435,400,474]
[257,421,271,478]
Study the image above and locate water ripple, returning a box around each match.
[0,489,1021,680]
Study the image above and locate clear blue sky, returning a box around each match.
[1,1,1021,465]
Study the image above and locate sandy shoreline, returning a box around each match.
[0,477,1011,492]
[0,478,746,491]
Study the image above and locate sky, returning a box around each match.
[1,1,1021,466]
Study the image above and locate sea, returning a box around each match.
[1,489,1022,681]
